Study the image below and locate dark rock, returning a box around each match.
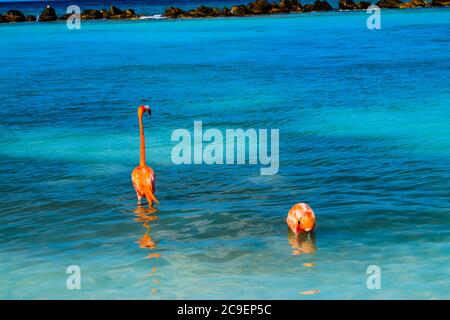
[290,0,304,11]
[179,10,193,18]
[222,7,233,16]
[431,0,450,6]
[39,6,57,21]
[81,9,103,20]
[411,0,427,6]
[247,0,273,14]
[123,9,137,18]
[356,1,372,9]
[279,0,303,11]
[376,0,402,7]
[313,0,334,10]
[0,14,6,23]
[230,5,249,16]
[339,0,358,9]
[164,6,185,18]
[270,0,304,13]
[178,11,194,18]
[194,5,216,16]
[26,15,37,22]
[5,10,26,22]
[105,6,127,19]
[302,4,315,11]
[269,4,291,13]
[211,7,223,16]
[340,0,371,9]
[108,6,123,16]
[180,6,215,18]
[279,0,292,9]
[399,0,426,7]
[177,5,223,18]
[103,6,138,19]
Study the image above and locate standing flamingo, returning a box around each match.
[131,105,158,207]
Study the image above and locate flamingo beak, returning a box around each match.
[296,220,302,233]
[144,106,151,116]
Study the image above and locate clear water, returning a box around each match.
[0,8,449,299]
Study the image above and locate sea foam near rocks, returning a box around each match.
[139,14,166,20]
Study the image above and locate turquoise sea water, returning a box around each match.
[0,8,449,299]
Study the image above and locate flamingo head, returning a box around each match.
[297,209,316,233]
[138,105,151,117]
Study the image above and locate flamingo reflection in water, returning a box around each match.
[288,231,317,256]
[134,206,158,249]
[133,206,160,295]
[287,219,320,296]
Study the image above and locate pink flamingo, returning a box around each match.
[131,105,158,207]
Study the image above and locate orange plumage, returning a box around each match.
[131,105,158,207]
[286,203,316,234]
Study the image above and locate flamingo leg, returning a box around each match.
[136,193,142,206]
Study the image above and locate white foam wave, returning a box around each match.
[139,14,166,20]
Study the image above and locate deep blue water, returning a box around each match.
[0,7,449,299]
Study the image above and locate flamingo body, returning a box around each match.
[132,165,157,206]
[132,105,158,207]
[286,203,316,234]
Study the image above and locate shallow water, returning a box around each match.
[0,8,449,299]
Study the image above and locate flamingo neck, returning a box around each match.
[139,112,146,167]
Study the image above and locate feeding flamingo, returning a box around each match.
[286,203,316,234]
[131,105,158,207]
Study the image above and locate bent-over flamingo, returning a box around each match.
[286,203,316,234]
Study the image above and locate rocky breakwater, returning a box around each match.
[79,6,138,20]
[3,10,27,22]
[0,5,139,23]
[340,0,429,8]
[375,0,430,7]
[163,0,449,19]
[430,0,450,5]
[57,6,138,21]
[338,0,372,9]
[302,0,334,11]
[1,2,449,24]
[164,0,316,18]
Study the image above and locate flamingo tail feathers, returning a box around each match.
[144,184,159,206]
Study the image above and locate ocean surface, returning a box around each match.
[0,4,449,299]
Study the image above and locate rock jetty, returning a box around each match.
[0,5,138,23]
[0,2,449,24]
[163,0,445,18]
